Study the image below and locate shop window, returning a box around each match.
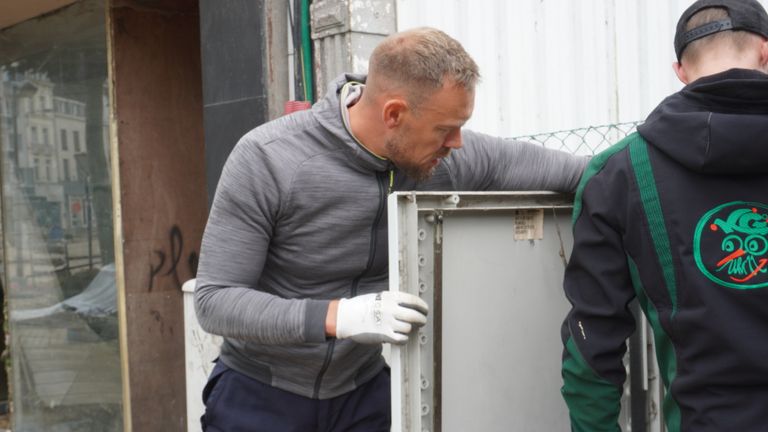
[0,1,122,430]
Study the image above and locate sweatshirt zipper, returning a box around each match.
[313,339,335,399]
[312,171,389,399]
[353,171,388,296]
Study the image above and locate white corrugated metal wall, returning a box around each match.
[396,0,768,144]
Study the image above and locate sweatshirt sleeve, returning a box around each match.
[448,129,588,192]
[194,137,329,345]
[560,150,637,431]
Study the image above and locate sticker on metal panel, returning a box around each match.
[694,201,768,290]
[514,209,544,241]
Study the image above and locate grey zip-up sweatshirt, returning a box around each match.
[195,74,587,399]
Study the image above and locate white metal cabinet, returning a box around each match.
[388,192,575,432]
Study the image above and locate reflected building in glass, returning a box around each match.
[1,71,101,244]
[0,2,122,430]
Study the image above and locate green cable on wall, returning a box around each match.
[300,0,314,102]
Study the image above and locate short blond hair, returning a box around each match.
[367,27,480,107]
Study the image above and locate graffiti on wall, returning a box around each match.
[149,225,199,291]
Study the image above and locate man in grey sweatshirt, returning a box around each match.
[195,27,587,431]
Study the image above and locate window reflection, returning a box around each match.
[0,1,122,431]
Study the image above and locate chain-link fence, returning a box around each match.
[513,121,643,156]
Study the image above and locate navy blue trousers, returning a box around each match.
[201,361,391,432]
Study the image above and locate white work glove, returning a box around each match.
[336,291,429,345]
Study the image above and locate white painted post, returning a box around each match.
[181,279,222,432]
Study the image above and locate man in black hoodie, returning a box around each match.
[560,1,768,431]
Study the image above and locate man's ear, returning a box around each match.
[382,99,408,129]
[759,38,768,69]
[673,61,690,85]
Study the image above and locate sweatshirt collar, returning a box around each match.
[339,82,387,161]
[638,68,768,174]
[311,73,391,172]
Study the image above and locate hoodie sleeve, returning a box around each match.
[448,129,588,192]
[194,137,329,345]
[561,145,637,431]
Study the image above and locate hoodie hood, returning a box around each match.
[310,73,391,172]
[637,69,768,174]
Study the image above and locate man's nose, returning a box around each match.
[444,129,463,149]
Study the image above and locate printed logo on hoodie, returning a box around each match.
[694,202,768,290]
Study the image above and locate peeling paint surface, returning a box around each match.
[311,0,395,95]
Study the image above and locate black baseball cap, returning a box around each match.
[674,0,768,61]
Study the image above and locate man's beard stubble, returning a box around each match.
[385,135,448,182]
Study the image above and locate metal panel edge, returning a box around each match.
[389,192,421,432]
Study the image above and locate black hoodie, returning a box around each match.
[641,68,768,174]
[561,69,768,432]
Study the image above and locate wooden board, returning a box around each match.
[108,1,207,430]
